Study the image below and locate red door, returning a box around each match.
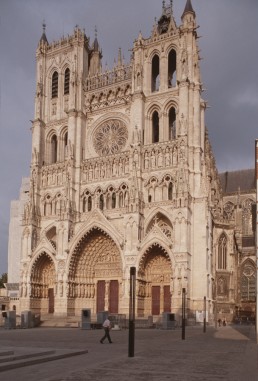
[163,285,171,312]
[48,288,54,313]
[152,286,160,315]
[109,280,119,313]
[97,280,105,312]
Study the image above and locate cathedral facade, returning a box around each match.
[8,0,256,324]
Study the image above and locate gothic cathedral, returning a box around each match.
[8,0,256,324]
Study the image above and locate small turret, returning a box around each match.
[89,26,102,76]
[181,0,196,22]
[38,22,48,47]
[157,0,176,34]
[117,47,122,67]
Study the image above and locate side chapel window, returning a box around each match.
[242,199,254,236]
[241,261,256,301]
[218,234,227,270]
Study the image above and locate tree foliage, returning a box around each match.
[0,273,7,288]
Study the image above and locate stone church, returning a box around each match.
[7,0,256,324]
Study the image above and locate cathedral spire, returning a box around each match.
[93,25,99,51]
[117,47,122,66]
[181,0,195,19]
[170,0,173,15]
[39,21,48,45]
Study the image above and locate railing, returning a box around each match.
[85,64,132,91]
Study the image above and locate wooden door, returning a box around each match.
[48,288,54,313]
[97,280,105,312]
[163,285,171,312]
[151,286,160,315]
[109,280,119,313]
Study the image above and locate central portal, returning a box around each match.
[69,228,122,315]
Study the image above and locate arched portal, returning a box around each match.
[30,253,55,314]
[68,228,122,316]
[138,245,172,317]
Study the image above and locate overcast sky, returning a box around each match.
[0,0,258,275]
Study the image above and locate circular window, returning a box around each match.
[93,119,128,156]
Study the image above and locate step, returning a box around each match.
[0,350,55,363]
[0,348,88,372]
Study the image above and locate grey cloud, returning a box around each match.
[0,0,257,274]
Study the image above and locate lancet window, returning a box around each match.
[218,233,227,270]
[168,49,176,87]
[51,135,58,164]
[242,199,254,236]
[52,71,58,98]
[223,201,235,221]
[118,184,129,207]
[151,54,160,92]
[152,111,159,143]
[169,107,176,140]
[64,68,70,95]
[241,260,256,301]
[64,132,68,159]
[82,191,92,213]
[99,194,104,210]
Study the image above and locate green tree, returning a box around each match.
[0,273,7,288]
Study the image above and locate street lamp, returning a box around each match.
[128,266,136,357]
[182,288,186,340]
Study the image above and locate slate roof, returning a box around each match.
[219,169,255,194]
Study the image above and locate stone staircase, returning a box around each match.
[39,314,81,328]
[0,347,88,372]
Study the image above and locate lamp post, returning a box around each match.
[182,287,186,340]
[203,296,206,333]
[255,139,258,343]
[128,266,136,357]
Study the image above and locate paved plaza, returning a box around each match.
[0,324,257,380]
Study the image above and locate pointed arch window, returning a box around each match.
[151,55,160,92]
[152,111,159,143]
[223,201,235,221]
[169,107,176,140]
[168,182,173,200]
[51,135,58,163]
[218,234,227,270]
[99,194,104,210]
[82,197,87,212]
[52,71,58,98]
[64,132,68,158]
[112,193,116,209]
[88,196,92,211]
[64,68,70,95]
[241,261,256,301]
[242,199,254,236]
[168,49,176,87]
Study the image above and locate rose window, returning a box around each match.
[93,119,128,156]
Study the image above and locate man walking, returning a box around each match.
[100,317,113,344]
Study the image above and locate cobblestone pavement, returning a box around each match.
[0,324,257,381]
